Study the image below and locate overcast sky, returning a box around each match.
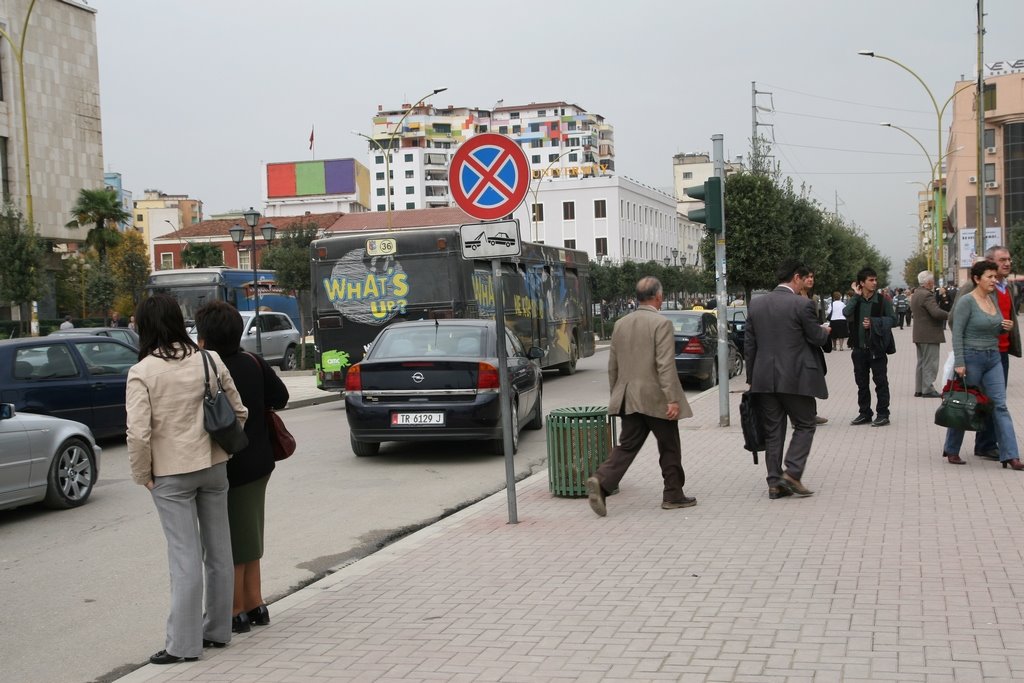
[91,0,1024,284]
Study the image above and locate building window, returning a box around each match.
[986,195,999,215]
[237,250,250,270]
[434,123,451,134]
[376,188,385,196]
[568,153,578,162]
[510,112,520,119]
[529,123,541,133]
[563,201,575,220]
[532,155,541,163]
[406,202,415,209]
[532,203,544,221]
[595,237,607,256]
[405,170,414,178]
[404,153,413,162]
[136,213,144,222]
[160,252,174,270]
[983,83,997,111]
[984,163,996,183]
[985,128,996,148]
[499,125,508,134]
[568,121,576,131]
[548,153,559,162]
[683,171,693,179]
[405,186,414,194]
[594,200,607,218]
[375,155,384,165]
[375,172,385,181]
[512,125,521,134]
[537,109,546,116]
[377,204,386,211]
[530,140,543,148]
[564,239,576,249]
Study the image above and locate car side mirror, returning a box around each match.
[0,403,13,420]
[527,346,544,360]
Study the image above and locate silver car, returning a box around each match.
[0,403,102,511]
[238,311,300,370]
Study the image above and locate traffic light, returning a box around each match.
[684,176,724,234]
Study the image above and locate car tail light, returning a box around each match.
[344,365,361,392]
[477,362,500,390]
[681,338,703,354]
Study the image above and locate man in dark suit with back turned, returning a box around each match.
[745,261,831,499]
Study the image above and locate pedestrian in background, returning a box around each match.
[844,267,896,427]
[745,261,830,499]
[941,259,1023,470]
[586,276,694,517]
[59,315,74,330]
[910,271,947,398]
[828,291,848,351]
[195,302,290,634]
[126,294,247,664]
[894,289,910,329]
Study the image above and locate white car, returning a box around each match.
[0,404,102,511]
[188,311,301,370]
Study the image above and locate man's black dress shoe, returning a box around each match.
[871,416,890,427]
[768,484,793,500]
[914,392,922,397]
[149,650,197,665]
[850,415,873,426]
[661,495,697,509]
[247,604,270,626]
[203,639,227,648]
[921,390,941,398]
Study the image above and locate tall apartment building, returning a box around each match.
[103,171,133,231]
[134,190,203,267]
[360,100,615,212]
[946,70,1024,279]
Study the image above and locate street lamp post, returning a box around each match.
[860,51,975,282]
[671,247,679,267]
[229,207,276,356]
[359,87,447,230]
[530,147,581,243]
[0,0,38,227]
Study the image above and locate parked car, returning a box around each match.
[49,326,139,348]
[661,311,743,390]
[344,319,544,456]
[0,336,138,439]
[0,403,102,510]
[187,311,299,370]
[723,306,748,357]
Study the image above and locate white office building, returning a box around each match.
[508,175,684,266]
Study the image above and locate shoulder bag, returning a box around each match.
[246,352,296,461]
[934,372,992,432]
[200,349,249,453]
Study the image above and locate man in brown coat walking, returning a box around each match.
[586,276,693,517]
[909,270,948,398]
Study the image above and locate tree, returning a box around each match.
[903,249,930,290]
[181,242,224,268]
[1007,223,1024,279]
[262,222,320,369]
[109,230,151,307]
[65,188,130,262]
[86,263,117,324]
[0,204,47,334]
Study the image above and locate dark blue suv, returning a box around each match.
[0,336,138,439]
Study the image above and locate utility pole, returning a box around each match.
[712,134,729,427]
[751,82,774,172]
[976,0,986,260]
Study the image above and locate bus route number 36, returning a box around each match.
[366,238,397,256]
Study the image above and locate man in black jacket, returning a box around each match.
[843,267,897,427]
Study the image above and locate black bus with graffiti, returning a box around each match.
[310,227,595,391]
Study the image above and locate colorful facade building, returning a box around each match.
[103,172,133,231]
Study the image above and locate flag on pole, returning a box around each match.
[309,125,315,150]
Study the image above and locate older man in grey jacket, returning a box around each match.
[910,271,948,398]
[586,276,693,517]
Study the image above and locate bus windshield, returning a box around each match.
[148,284,220,321]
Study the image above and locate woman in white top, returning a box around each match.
[828,291,848,351]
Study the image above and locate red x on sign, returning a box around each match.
[449,133,530,221]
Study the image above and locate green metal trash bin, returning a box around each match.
[546,406,617,497]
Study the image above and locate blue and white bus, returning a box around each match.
[145,267,301,329]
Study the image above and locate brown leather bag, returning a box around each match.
[266,409,296,461]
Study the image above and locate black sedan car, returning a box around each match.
[662,311,743,390]
[345,320,544,456]
[0,336,138,439]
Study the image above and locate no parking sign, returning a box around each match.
[449,133,530,221]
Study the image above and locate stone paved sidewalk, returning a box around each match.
[120,328,1024,683]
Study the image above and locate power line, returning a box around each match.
[767,109,936,132]
[773,141,929,157]
[759,82,934,115]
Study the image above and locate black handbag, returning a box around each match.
[934,373,991,432]
[200,350,249,453]
[739,391,765,464]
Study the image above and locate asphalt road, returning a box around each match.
[0,348,704,683]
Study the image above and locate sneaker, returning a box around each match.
[585,476,606,517]
[850,414,873,426]
[871,416,890,427]
[661,495,697,509]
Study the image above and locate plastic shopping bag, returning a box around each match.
[942,351,955,383]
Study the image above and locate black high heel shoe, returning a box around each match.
[247,604,270,626]
[232,611,251,633]
[1002,459,1024,470]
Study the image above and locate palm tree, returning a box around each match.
[66,188,130,262]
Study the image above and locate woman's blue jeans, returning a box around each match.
[943,349,1019,461]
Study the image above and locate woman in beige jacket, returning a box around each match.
[126,295,247,664]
